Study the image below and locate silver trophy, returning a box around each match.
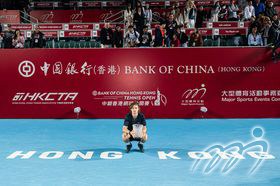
[132,124,143,139]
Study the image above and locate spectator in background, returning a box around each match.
[257,14,266,29]
[171,34,180,47]
[124,4,134,28]
[175,25,188,47]
[184,1,191,27]
[175,1,180,9]
[144,4,153,27]
[125,25,140,47]
[218,4,228,21]
[0,23,2,48]
[31,26,45,48]
[160,11,168,24]
[127,0,136,9]
[272,14,280,60]
[176,25,188,48]
[139,25,152,47]
[135,0,143,11]
[175,9,185,26]
[171,4,177,16]
[154,22,167,47]
[100,22,113,48]
[248,16,258,33]
[195,6,207,28]
[272,14,280,40]
[265,1,277,20]
[228,0,239,21]
[165,14,177,47]
[212,1,221,22]
[260,16,276,45]
[189,29,203,47]
[134,6,145,34]
[248,26,263,46]
[244,0,255,21]
[113,25,123,48]
[3,24,14,48]
[238,0,248,10]
[188,1,197,28]
[13,29,24,48]
[272,14,280,28]
[254,0,265,17]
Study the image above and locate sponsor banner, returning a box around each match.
[30,10,121,23]
[42,31,58,38]
[10,24,32,30]
[78,2,101,7]
[64,31,91,37]
[185,29,213,36]
[98,24,125,29]
[212,22,239,28]
[0,10,20,23]
[68,24,93,30]
[219,28,247,35]
[38,24,63,30]
[146,1,165,6]
[169,0,231,6]
[147,0,230,6]
[31,2,59,8]
[0,48,279,118]
[107,1,127,7]
[194,0,214,6]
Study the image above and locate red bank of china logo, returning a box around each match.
[18,61,36,78]
[181,84,206,106]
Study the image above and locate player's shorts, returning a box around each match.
[129,135,141,141]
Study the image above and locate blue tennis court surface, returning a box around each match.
[0,119,279,186]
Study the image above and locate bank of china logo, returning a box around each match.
[18,61,35,78]
[182,84,206,106]
[192,127,274,174]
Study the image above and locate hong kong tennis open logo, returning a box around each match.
[181,84,206,106]
[18,61,36,78]
[92,89,167,107]
[192,127,275,174]
[151,89,167,106]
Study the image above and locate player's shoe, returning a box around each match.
[126,144,132,153]
[138,143,144,153]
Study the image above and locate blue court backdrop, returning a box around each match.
[0,119,279,186]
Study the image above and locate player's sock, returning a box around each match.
[138,142,144,153]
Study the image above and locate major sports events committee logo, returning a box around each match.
[18,61,35,78]
[181,84,206,106]
[40,11,54,23]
